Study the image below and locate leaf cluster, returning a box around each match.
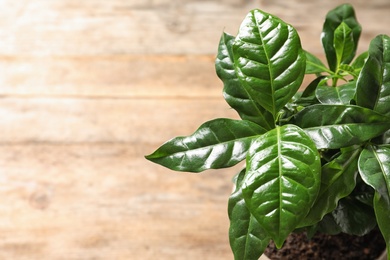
[146,4,390,259]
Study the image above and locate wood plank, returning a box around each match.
[0,1,389,98]
[0,55,319,97]
[0,0,388,56]
[0,97,239,144]
[0,1,389,260]
[0,1,258,56]
[0,55,224,98]
[0,143,239,260]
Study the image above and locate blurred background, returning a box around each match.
[0,0,389,259]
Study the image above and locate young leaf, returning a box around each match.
[294,104,390,149]
[339,64,358,78]
[322,4,361,71]
[300,147,360,227]
[315,81,356,105]
[145,119,266,172]
[242,125,321,248]
[228,169,270,260]
[305,51,330,74]
[215,32,274,129]
[233,9,306,118]
[356,34,390,117]
[334,22,355,69]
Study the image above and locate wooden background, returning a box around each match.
[0,1,389,259]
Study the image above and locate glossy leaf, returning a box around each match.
[373,192,390,259]
[294,104,390,149]
[331,196,376,236]
[381,129,390,144]
[301,76,325,98]
[356,35,390,117]
[315,81,356,105]
[228,169,270,260]
[305,51,330,74]
[242,125,321,248]
[233,9,306,117]
[359,145,390,255]
[294,76,325,107]
[351,51,368,74]
[145,119,266,172]
[215,32,274,129]
[358,145,390,202]
[322,4,361,71]
[300,147,360,227]
[334,22,355,68]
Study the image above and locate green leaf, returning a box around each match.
[315,81,356,105]
[354,189,375,208]
[381,129,390,144]
[215,32,274,129]
[145,119,266,172]
[351,51,368,73]
[300,147,360,227]
[358,145,390,202]
[356,35,390,117]
[294,76,325,107]
[305,51,330,74]
[315,214,342,235]
[359,145,390,255]
[339,64,358,78]
[242,124,321,248]
[301,76,325,98]
[322,4,361,71]
[294,104,390,149]
[233,9,306,118]
[331,196,376,236]
[373,192,390,258]
[334,22,355,68]
[228,169,270,260]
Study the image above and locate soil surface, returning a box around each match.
[264,228,386,259]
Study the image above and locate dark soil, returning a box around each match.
[264,228,386,259]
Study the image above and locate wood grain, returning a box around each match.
[0,55,223,98]
[0,143,240,260]
[0,1,389,259]
[0,0,388,56]
[0,97,238,143]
